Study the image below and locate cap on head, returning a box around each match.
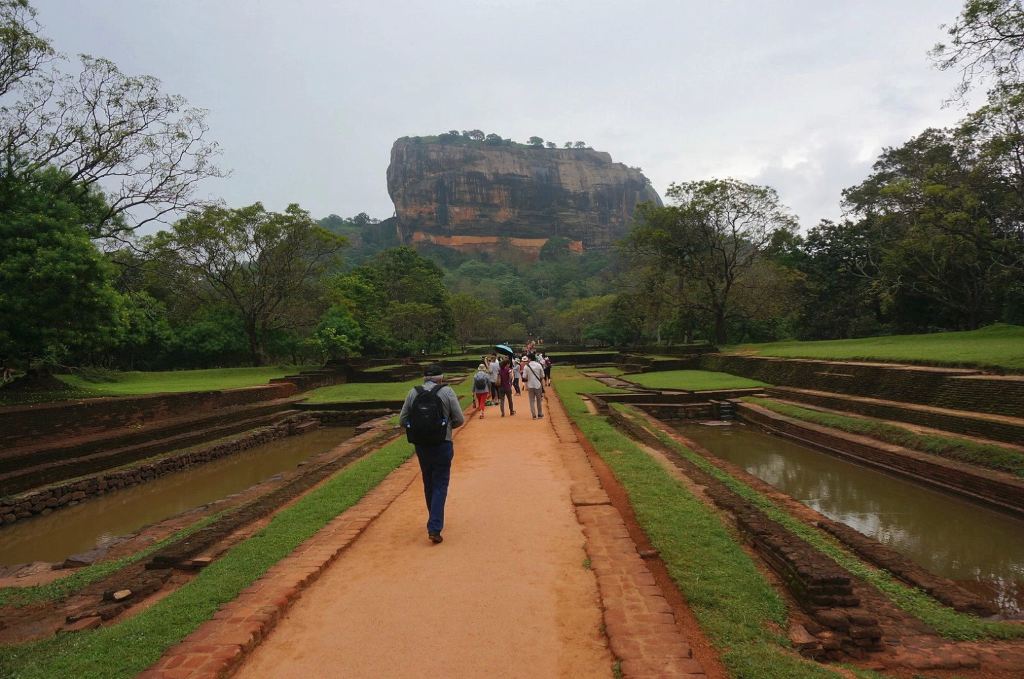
[423,363,444,378]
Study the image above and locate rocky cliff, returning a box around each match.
[386,138,661,255]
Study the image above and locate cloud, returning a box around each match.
[31,0,979,230]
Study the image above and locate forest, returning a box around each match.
[1,0,1022,381]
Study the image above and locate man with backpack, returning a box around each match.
[399,363,465,544]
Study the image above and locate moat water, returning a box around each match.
[675,422,1024,618]
[0,427,354,566]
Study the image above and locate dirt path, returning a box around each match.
[236,390,614,678]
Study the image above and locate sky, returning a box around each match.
[36,0,980,232]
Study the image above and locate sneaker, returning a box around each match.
[538,414,544,418]
[428,531,443,544]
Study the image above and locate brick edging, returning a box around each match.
[546,390,706,678]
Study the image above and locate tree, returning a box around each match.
[564,141,573,148]
[0,167,123,372]
[307,305,362,360]
[624,179,797,344]
[330,247,453,356]
[574,141,587,149]
[540,235,573,261]
[484,133,504,145]
[527,136,544,146]
[149,203,345,364]
[842,127,1018,329]
[0,0,53,99]
[450,292,487,351]
[932,0,1024,98]
[462,129,484,141]
[545,141,556,149]
[0,8,223,237]
[351,211,380,227]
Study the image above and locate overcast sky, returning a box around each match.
[37,0,979,232]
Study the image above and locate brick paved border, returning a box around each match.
[547,392,706,678]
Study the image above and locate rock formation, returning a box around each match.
[385,137,661,255]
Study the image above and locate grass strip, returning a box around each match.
[0,437,413,679]
[306,373,473,404]
[59,366,310,396]
[554,374,843,679]
[627,369,767,391]
[613,404,1024,641]
[745,397,1024,478]
[0,511,226,608]
[725,323,1024,371]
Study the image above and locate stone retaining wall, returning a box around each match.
[700,354,1024,418]
[0,415,317,528]
[634,403,717,420]
[737,402,1024,516]
[817,521,996,617]
[0,383,298,452]
[768,387,1024,446]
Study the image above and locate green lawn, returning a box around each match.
[305,374,472,404]
[58,366,309,396]
[726,324,1024,371]
[628,369,767,391]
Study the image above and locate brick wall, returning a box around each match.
[737,402,1024,516]
[767,387,1024,445]
[700,355,1023,418]
[0,415,316,528]
[0,383,297,452]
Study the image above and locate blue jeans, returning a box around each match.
[415,440,454,534]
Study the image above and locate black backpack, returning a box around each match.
[406,385,449,445]
[473,374,488,391]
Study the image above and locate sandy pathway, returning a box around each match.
[236,390,613,678]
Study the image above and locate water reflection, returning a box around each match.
[0,427,354,566]
[676,422,1024,618]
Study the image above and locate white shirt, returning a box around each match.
[524,360,545,390]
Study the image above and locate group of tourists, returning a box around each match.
[471,351,551,419]
[397,347,554,544]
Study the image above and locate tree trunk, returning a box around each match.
[713,309,728,345]
[245,325,264,366]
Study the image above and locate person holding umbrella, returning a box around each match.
[497,357,515,416]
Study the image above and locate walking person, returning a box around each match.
[399,364,465,544]
[497,357,515,417]
[543,353,553,386]
[511,357,522,395]
[472,363,490,418]
[487,354,500,403]
[524,353,546,419]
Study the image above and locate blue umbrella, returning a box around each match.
[495,344,515,357]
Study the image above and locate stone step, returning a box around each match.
[766,387,1024,446]
[0,408,302,497]
[0,397,303,475]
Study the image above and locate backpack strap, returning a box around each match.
[414,386,425,395]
